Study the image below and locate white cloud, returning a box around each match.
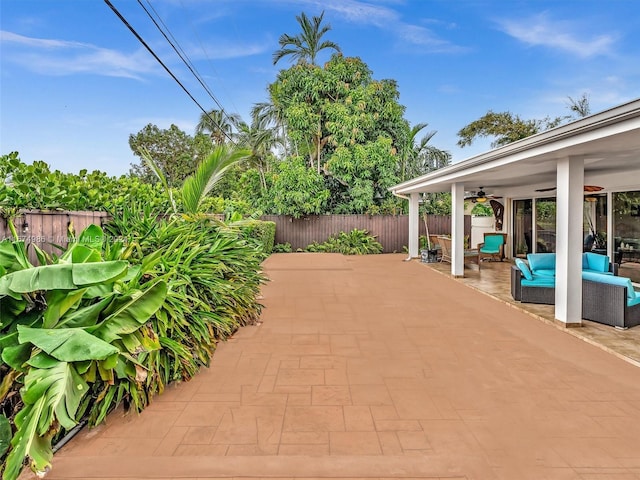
[496,13,616,58]
[269,0,464,53]
[1,30,159,79]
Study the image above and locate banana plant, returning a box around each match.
[0,225,167,480]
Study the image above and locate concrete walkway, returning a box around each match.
[45,253,640,479]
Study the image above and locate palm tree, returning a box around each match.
[252,101,289,158]
[272,11,341,66]
[567,93,591,118]
[235,113,281,191]
[195,109,241,144]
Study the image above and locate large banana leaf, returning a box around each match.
[18,326,119,362]
[89,280,167,343]
[60,224,104,262]
[3,361,87,480]
[0,414,11,459]
[0,239,32,273]
[3,397,49,480]
[0,261,127,295]
[42,289,87,329]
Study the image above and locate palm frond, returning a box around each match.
[181,146,249,214]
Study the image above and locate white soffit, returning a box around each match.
[391,98,640,197]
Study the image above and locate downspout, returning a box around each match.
[392,191,414,262]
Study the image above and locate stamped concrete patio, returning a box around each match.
[42,253,640,480]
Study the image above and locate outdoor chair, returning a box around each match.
[437,236,480,270]
[478,234,505,262]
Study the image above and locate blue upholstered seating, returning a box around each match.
[479,234,505,262]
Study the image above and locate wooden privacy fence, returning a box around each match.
[0,211,470,261]
[0,210,111,264]
[261,214,471,253]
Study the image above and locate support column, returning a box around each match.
[408,193,420,259]
[555,156,584,326]
[607,191,613,261]
[451,183,465,277]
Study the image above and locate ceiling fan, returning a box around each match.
[535,185,604,193]
[465,187,502,204]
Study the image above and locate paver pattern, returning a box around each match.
[43,253,640,479]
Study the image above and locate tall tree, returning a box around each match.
[567,92,591,118]
[457,111,563,149]
[272,11,341,66]
[458,93,592,149]
[270,55,407,175]
[129,124,211,185]
[195,109,241,144]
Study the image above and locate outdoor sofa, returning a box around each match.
[581,272,640,329]
[511,252,617,303]
[511,252,639,328]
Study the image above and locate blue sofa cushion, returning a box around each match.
[535,269,556,278]
[521,278,555,288]
[582,271,636,300]
[527,253,556,275]
[515,258,533,280]
[629,297,640,308]
[582,252,610,273]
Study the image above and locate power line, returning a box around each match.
[103,0,235,144]
[177,0,242,117]
[138,0,238,139]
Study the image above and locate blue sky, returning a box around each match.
[1,0,639,177]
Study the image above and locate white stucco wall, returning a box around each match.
[471,215,495,249]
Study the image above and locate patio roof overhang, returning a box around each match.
[390,98,640,199]
[392,97,640,327]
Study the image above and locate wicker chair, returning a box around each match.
[438,236,480,270]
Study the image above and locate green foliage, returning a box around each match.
[305,228,382,255]
[457,111,564,149]
[269,54,408,207]
[272,242,292,253]
[471,202,493,216]
[0,225,167,480]
[326,138,397,213]
[181,146,249,215]
[272,11,341,66]
[0,415,10,460]
[271,157,330,218]
[128,124,212,185]
[103,210,265,395]
[0,152,170,213]
[240,220,276,255]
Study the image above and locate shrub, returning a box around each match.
[240,220,276,255]
[272,242,292,253]
[305,228,383,255]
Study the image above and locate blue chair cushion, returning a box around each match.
[515,258,533,280]
[582,252,610,273]
[527,253,556,274]
[480,235,504,253]
[582,271,636,300]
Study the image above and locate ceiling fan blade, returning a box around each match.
[536,185,603,193]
